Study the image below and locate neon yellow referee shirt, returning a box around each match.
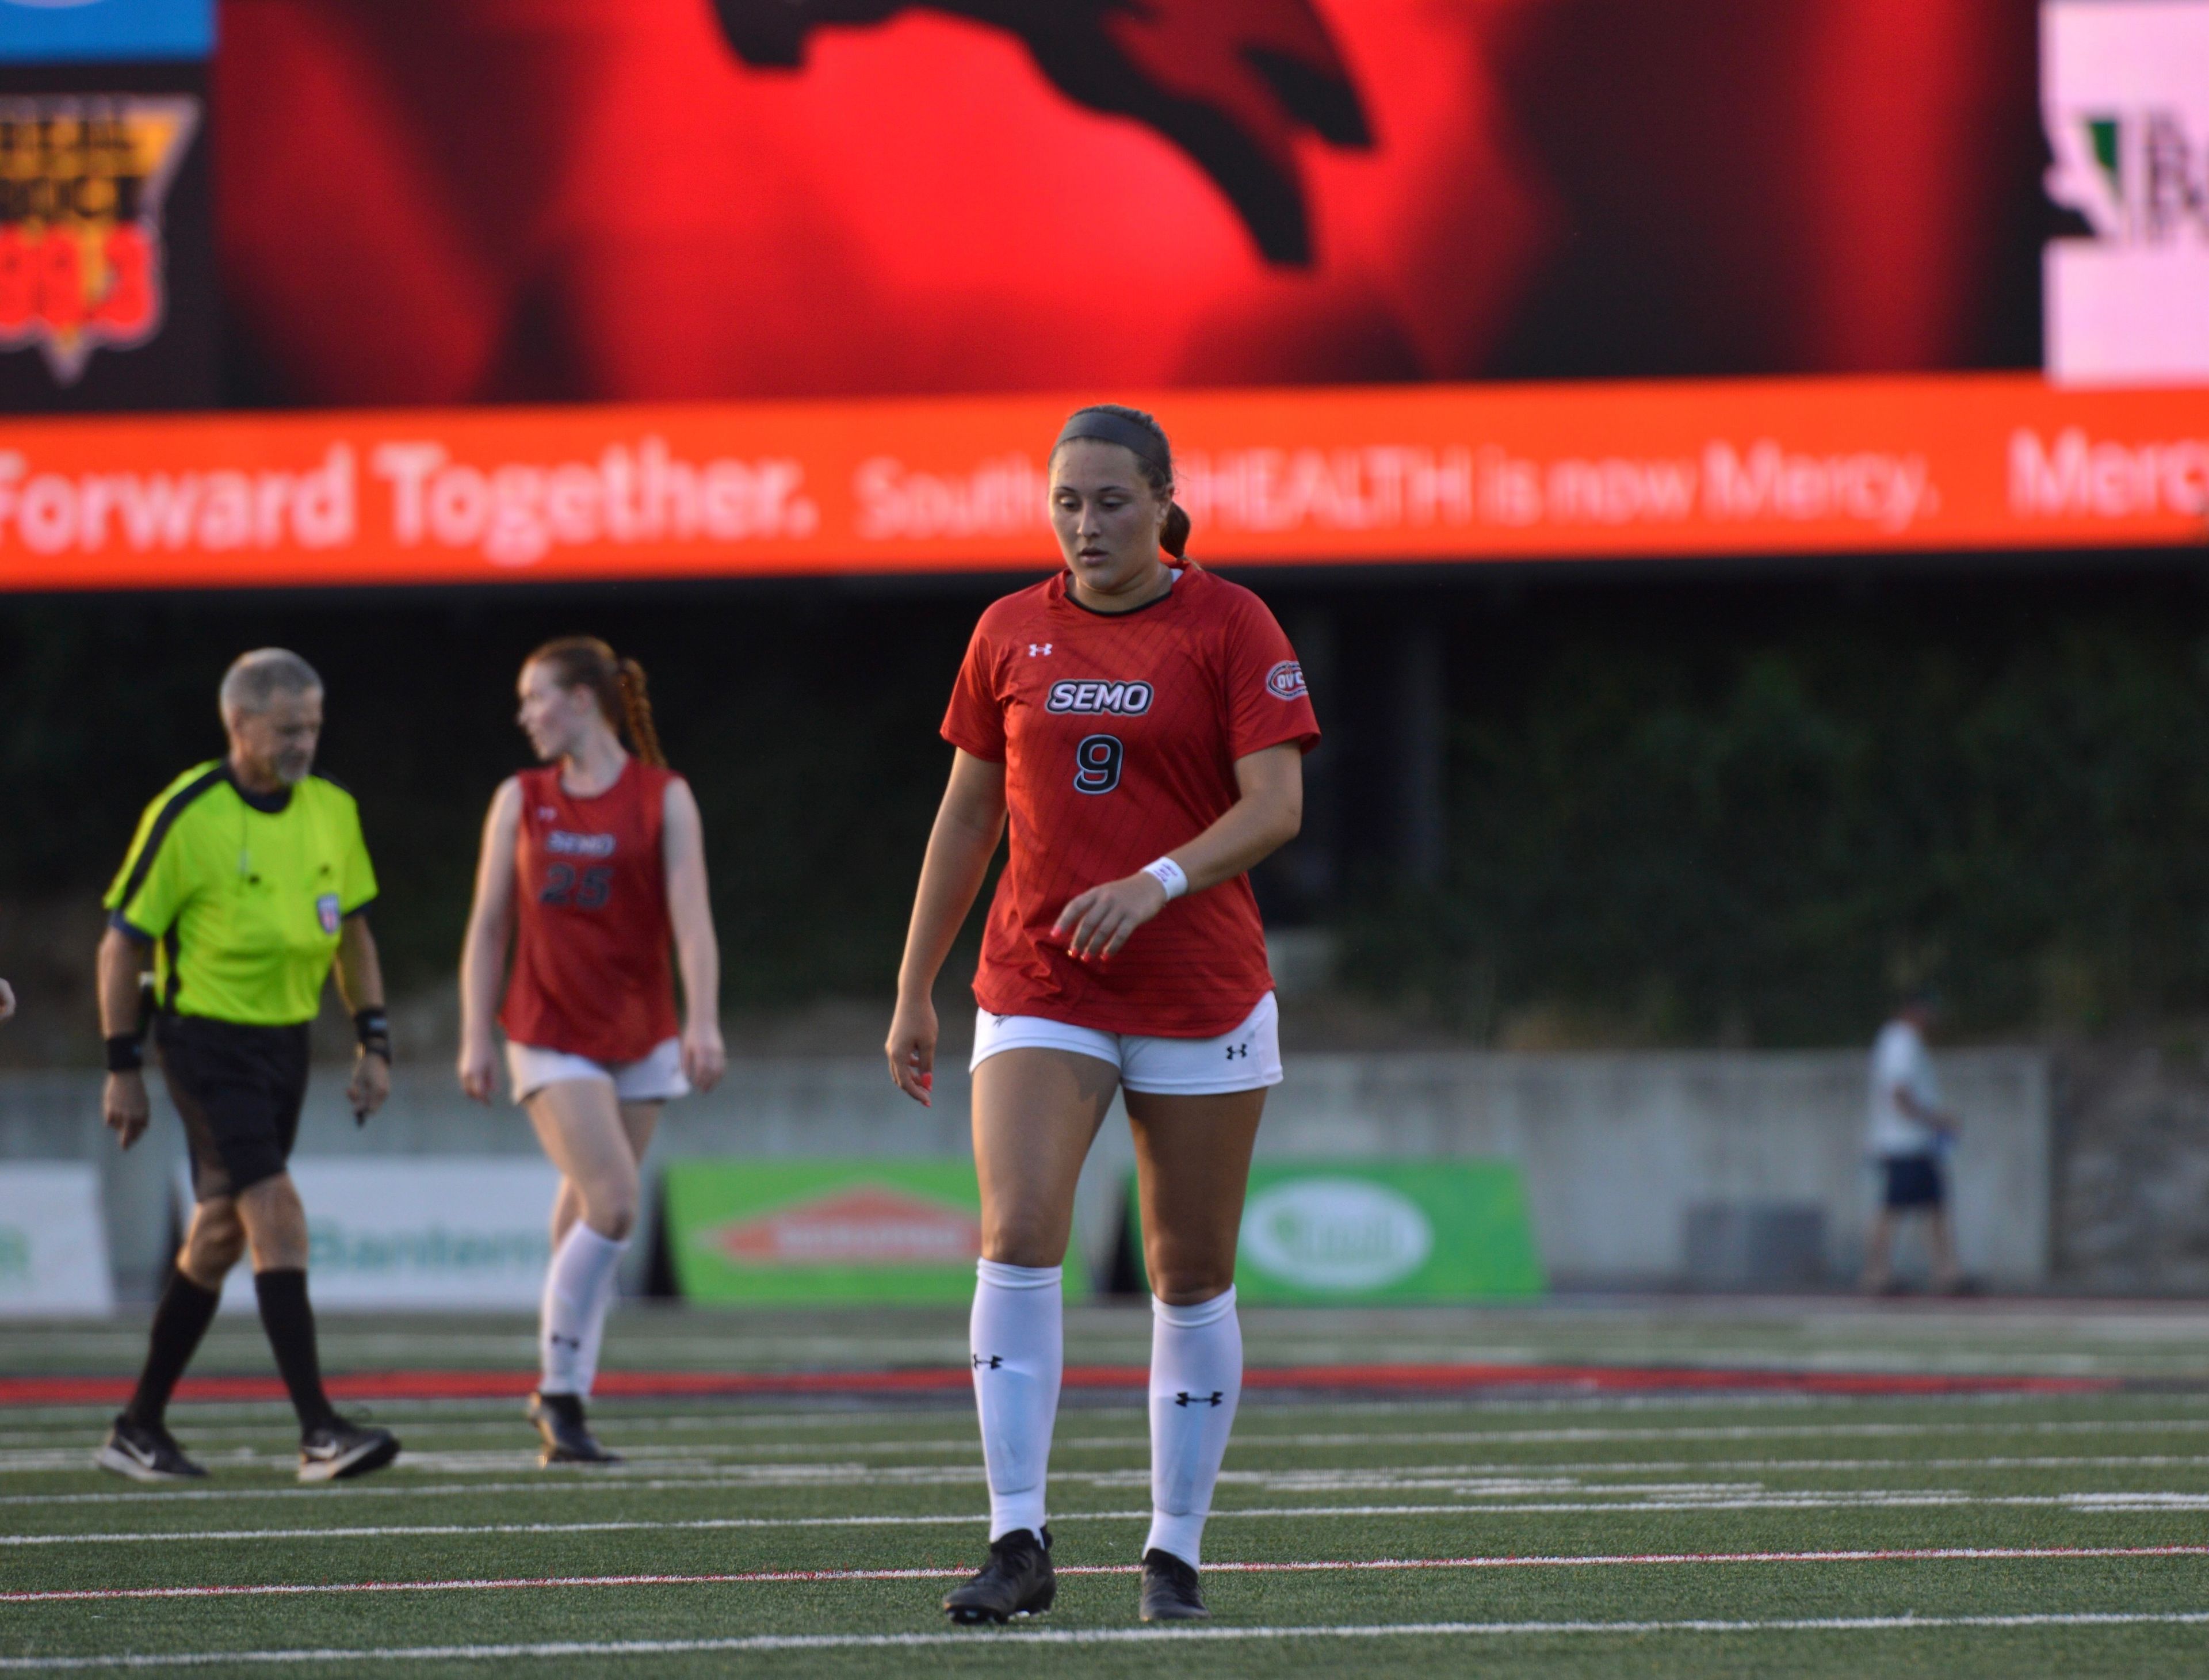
[104,762,379,1027]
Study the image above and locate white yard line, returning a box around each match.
[6,1542,2207,1604]
[16,1452,2209,1509]
[19,1490,2209,1545]
[17,1444,2209,1481]
[5,1612,2209,1668]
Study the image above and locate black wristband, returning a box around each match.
[105,1034,144,1074]
[354,1008,392,1062]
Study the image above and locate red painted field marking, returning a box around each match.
[0,1365,2118,1409]
[6,1544,2203,1604]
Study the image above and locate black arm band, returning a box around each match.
[105,1034,144,1074]
[354,1008,392,1062]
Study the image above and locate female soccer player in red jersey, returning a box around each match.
[458,638,725,1464]
[888,406,1318,1625]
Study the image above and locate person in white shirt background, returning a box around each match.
[1862,991,1965,1295]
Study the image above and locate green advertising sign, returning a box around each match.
[662,1159,1084,1304]
[1133,1160,1544,1304]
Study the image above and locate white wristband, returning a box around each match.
[1143,856,1189,900]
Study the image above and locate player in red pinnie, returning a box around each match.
[887,406,1318,1625]
[458,638,725,1464]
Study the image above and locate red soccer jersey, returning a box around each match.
[942,563,1320,1037]
[499,758,682,1063]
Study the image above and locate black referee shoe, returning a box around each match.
[298,1417,400,1483]
[95,1414,207,1483]
[1138,1548,1209,1622]
[527,1391,622,1465]
[942,1526,1055,1624]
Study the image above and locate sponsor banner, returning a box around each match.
[1130,1160,1542,1304]
[664,1159,1085,1304]
[0,1162,113,1316]
[183,1158,559,1313]
[2043,1,2209,385]
[0,375,2201,590]
[0,0,211,64]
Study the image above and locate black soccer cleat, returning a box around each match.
[526,1391,622,1465]
[942,1526,1055,1624]
[1138,1548,1209,1622]
[95,1414,208,1483]
[297,1417,400,1483]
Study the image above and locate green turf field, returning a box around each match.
[5,1300,2209,1677]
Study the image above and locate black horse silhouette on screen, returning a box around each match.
[712,0,1373,265]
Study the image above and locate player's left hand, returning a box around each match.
[682,1020,727,1093]
[1056,872,1171,961]
[347,1047,390,1122]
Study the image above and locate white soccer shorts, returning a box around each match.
[969,992,1281,1094]
[505,1036,691,1105]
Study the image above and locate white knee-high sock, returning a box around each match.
[540,1223,626,1398]
[570,1243,624,1397]
[1146,1287,1242,1568]
[969,1258,1063,1541]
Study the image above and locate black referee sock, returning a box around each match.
[123,1267,222,1429]
[252,1267,339,1434]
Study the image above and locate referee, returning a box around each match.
[94,650,400,1484]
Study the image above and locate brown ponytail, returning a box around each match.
[614,658,667,769]
[526,636,669,769]
[1161,503,1191,561]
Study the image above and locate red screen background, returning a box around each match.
[216,0,2043,407]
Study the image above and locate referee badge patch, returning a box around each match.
[316,894,342,935]
[1266,660,1309,700]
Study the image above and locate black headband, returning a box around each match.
[1053,410,1171,479]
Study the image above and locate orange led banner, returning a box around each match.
[0,375,2201,591]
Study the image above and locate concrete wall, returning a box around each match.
[1259,1049,2050,1287]
[0,1047,2051,1299]
[0,1072,184,1304]
[2054,1044,2209,1294]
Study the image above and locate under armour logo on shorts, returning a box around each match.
[1175,1390,1225,1407]
[1225,1043,1248,1060]
[973,1354,1004,1370]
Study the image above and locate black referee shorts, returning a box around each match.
[1880,1153,1947,1212]
[155,1014,313,1202]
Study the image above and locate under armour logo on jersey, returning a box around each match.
[537,807,559,822]
[1029,643,1053,657]
[1175,1390,1226,1407]
[1225,1043,1249,1060]
[973,1354,1004,1370]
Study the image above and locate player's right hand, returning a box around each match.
[456,1036,499,1104]
[103,1071,150,1148]
[885,997,937,1108]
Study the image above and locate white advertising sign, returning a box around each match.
[1239,1177,1434,1293]
[188,1157,560,1312]
[2043,1,2209,384]
[0,1162,116,1317]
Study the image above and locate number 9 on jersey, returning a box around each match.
[1073,734,1123,795]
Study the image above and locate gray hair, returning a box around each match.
[219,649,323,717]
